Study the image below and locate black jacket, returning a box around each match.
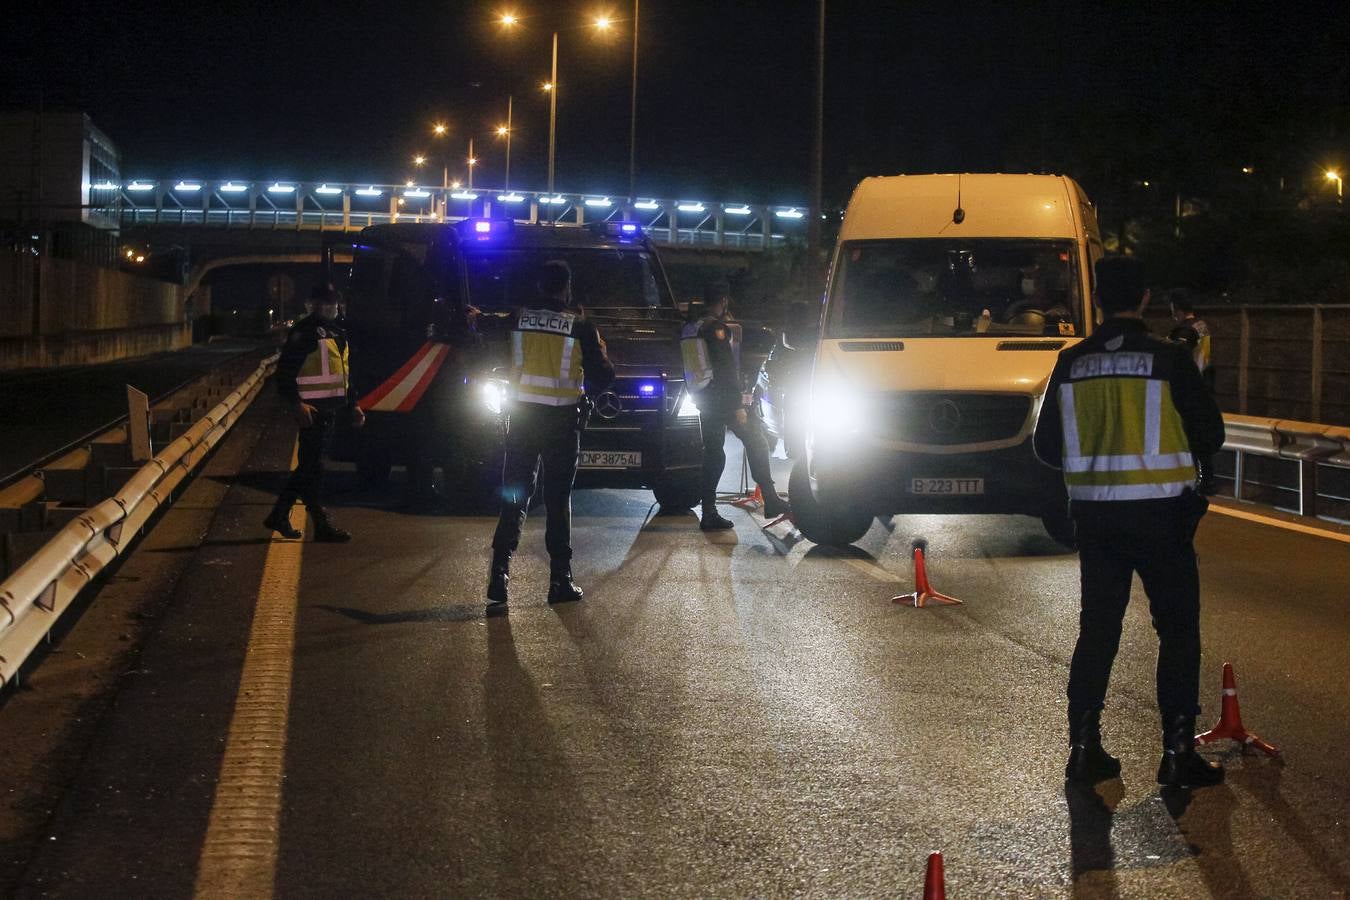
[695,315,743,416]
[1033,317,1225,474]
[515,297,615,396]
[275,313,356,408]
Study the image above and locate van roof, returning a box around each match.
[839,173,1086,242]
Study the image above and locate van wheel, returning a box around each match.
[788,460,873,547]
[653,471,702,511]
[1041,510,1077,550]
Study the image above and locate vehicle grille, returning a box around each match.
[841,341,905,352]
[875,393,1032,446]
[586,376,662,431]
[996,340,1065,352]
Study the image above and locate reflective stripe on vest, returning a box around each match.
[1058,353,1193,501]
[296,337,349,401]
[1193,320,1212,373]
[511,308,583,406]
[680,319,713,391]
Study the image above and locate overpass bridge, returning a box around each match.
[96,178,811,251]
[0,361,1347,896]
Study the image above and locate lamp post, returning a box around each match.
[1327,170,1343,204]
[468,137,478,190]
[497,96,514,190]
[432,122,449,188]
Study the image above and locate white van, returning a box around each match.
[790,173,1103,547]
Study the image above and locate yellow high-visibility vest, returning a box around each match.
[1191,319,1212,374]
[1058,348,1194,501]
[296,337,349,401]
[680,319,714,392]
[511,307,584,406]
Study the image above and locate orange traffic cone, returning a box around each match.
[732,485,763,511]
[1195,662,1280,757]
[892,540,962,607]
[923,852,945,900]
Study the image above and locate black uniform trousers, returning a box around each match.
[699,407,775,507]
[492,403,581,563]
[1067,497,1202,731]
[283,407,337,511]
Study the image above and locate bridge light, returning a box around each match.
[90,181,119,191]
[267,183,295,194]
[218,182,248,193]
[355,187,383,197]
[634,200,659,210]
[538,195,566,204]
[404,188,431,198]
[126,181,155,191]
[584,197,611,207]
[315,184,343,195]
[676,202,705,213]
[775,207,804,219]
[451,191,480,200]
[497,193,525,202]
[173,181,202,192]
[725,204,753,215]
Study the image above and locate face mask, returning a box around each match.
[319,303,339,321]
[1021,278,1037,297]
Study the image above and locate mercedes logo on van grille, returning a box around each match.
[928,399,963,435]
[595,391,623,419]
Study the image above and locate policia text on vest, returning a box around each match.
[1033,257,1227,789]
[487,260,615,613]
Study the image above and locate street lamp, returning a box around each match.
[1326,170,1343,203]
[497,95,514,189]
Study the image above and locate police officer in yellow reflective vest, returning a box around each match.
[487,260,614,614]
[1167,290,1216,393]
[681,281,790,531]
[265,285,364,542]
[1034,257,1226,789]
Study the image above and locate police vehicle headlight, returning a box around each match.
[677,391,700,417]
[480,379,507,415]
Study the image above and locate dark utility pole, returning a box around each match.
[808,0,825,258]
[628,0,640,202]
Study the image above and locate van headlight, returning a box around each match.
[808,382,864,434]
[677,391,700,417]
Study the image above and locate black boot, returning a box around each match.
[1157,715,1224,788]
[310,507,352,543]
[762,489,791,519]
[700,504,735,531]
[263,492,302,539]
[547,561,584,604]
[486,553,510,614]
[1065,710,1121,784]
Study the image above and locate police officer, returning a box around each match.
[1033,257,1226,789]
[486,260,614,614]
[1167,291,1215,392]
[681,281,790,530]
[265,284,364,542]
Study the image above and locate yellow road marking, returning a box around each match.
[1210,503,1350,544]
[193,444,305,900]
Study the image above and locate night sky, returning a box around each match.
[6,1,1348,205]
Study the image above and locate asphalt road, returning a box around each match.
[8,393,1350,898]
[0,340,263,482]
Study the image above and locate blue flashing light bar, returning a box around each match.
[459,218,514,241]
[637,382,657,396]
[598,220,642,241]
[315,184,343,195]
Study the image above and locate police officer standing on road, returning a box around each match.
[1167,291,1216,393]
[487,260,615,615]
[682,281,790,531]
[1033,257,1226,789]
[265,284,364,542]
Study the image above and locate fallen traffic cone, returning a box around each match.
[923,852,945,900]
[732,485,763,511]
[1195,662,1280,757]
[892,540,962,607]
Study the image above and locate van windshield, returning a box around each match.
[463,248,668,312]
[826,239,1082,338]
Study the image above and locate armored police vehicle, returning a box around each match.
[333,218,704,509]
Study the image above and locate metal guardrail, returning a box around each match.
[0,354,278,687]
[1220,413,1350,521]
